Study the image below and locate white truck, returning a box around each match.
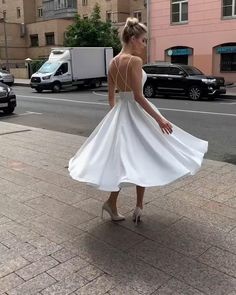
[30,47,113,93]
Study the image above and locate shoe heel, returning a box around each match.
[135,215,138,226]
[133,207,142,225]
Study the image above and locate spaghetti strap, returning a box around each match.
[125,56,133,92]
[113,56,133,91]
[114,58,120,87]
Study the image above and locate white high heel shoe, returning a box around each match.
[132,206,143,225]
[101,202,125,221]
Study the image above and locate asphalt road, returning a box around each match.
[1,86,236,164]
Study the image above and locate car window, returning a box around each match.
[181,65,203,75]
[168,67,183,75]
[143,66,157,74]
[143,66,169,74]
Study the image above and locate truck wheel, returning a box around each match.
[188,86,202,100]
[36,87,43,93]
[3,107,15,115]
[52,82,61,93]
[92,79,102,88]
[144,83,155,98]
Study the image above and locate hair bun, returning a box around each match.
[125,17,139,28]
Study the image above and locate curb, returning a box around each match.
[14,82,30,87]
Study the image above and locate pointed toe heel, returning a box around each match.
[132,207,143,225]
[101,202,125,221]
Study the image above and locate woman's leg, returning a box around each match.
[136,186,145,209]
[106,190,121,214]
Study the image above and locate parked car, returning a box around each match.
[0,82,16,114]
[0,69,14,86]
[143,63,226,100]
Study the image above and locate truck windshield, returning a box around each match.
[38,62,60,74]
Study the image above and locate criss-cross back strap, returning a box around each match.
[113,55,133,91]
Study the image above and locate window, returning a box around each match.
[221,53,236,71]
[169,67,183,75]
[17,7,21,18]
[55,0,76,9]
[222,0,236,18]
[171,55,188,65]
[30,34,39,47]
[38,7,43,18]
[45,32,55,45]
[2,0,5,4]
[143,66,159,74]
[171,0,188,23]
[57,63,68,74]
[83,14,88,19]
[3,10,6,19]
[133,11,142,22]
[143,66,169,75]
[82,0,88,6]
[106,11,112,21]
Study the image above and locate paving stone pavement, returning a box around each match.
[0,122,236,295]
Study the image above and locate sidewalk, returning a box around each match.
[14,79,30,87]
[0,122,235,294]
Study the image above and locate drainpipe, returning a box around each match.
[144,0,151,63]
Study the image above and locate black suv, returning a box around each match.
[143,63,226,100]
[0,82,16,114]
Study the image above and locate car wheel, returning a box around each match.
[144,84,155,98]
[3,107,15,115]
[52,82,61,93]
[35,87,43,93]
[188,86,202,100]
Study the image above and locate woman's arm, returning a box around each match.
[131,57,173,134]
[108,64,116,108]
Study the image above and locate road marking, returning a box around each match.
[219,101,236,104]
[0,111,42,119]
[17,95,108,106]
[92,91,109,97]
[18,111,42,116]
[157,108,236,117]
[17,94,236,117]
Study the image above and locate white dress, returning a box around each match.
[68,67,208,192]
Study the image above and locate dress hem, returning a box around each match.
[69,167,199,192]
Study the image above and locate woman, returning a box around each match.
[68,18,208,225]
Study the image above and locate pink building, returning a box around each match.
[149,0,236,83]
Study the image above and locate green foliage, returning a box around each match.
[30,59,46,74]
[64,3,121,55]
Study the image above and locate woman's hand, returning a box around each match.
[156,116,173,135]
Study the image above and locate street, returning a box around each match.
[0,85,236,164]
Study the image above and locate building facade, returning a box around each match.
[0,0,147,70]
[0,0,76,68]
[150,0,236,83]
[77,0,147,26]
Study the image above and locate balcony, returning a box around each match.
[43,0,77,20]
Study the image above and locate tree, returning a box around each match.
[64,3,121,55]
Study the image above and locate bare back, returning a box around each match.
[109,54,134,92]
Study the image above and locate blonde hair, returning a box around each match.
[121,17,147,44]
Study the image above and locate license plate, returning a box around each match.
[220,86,226,89]
[0,103,8,107]
[31,83,39,87]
